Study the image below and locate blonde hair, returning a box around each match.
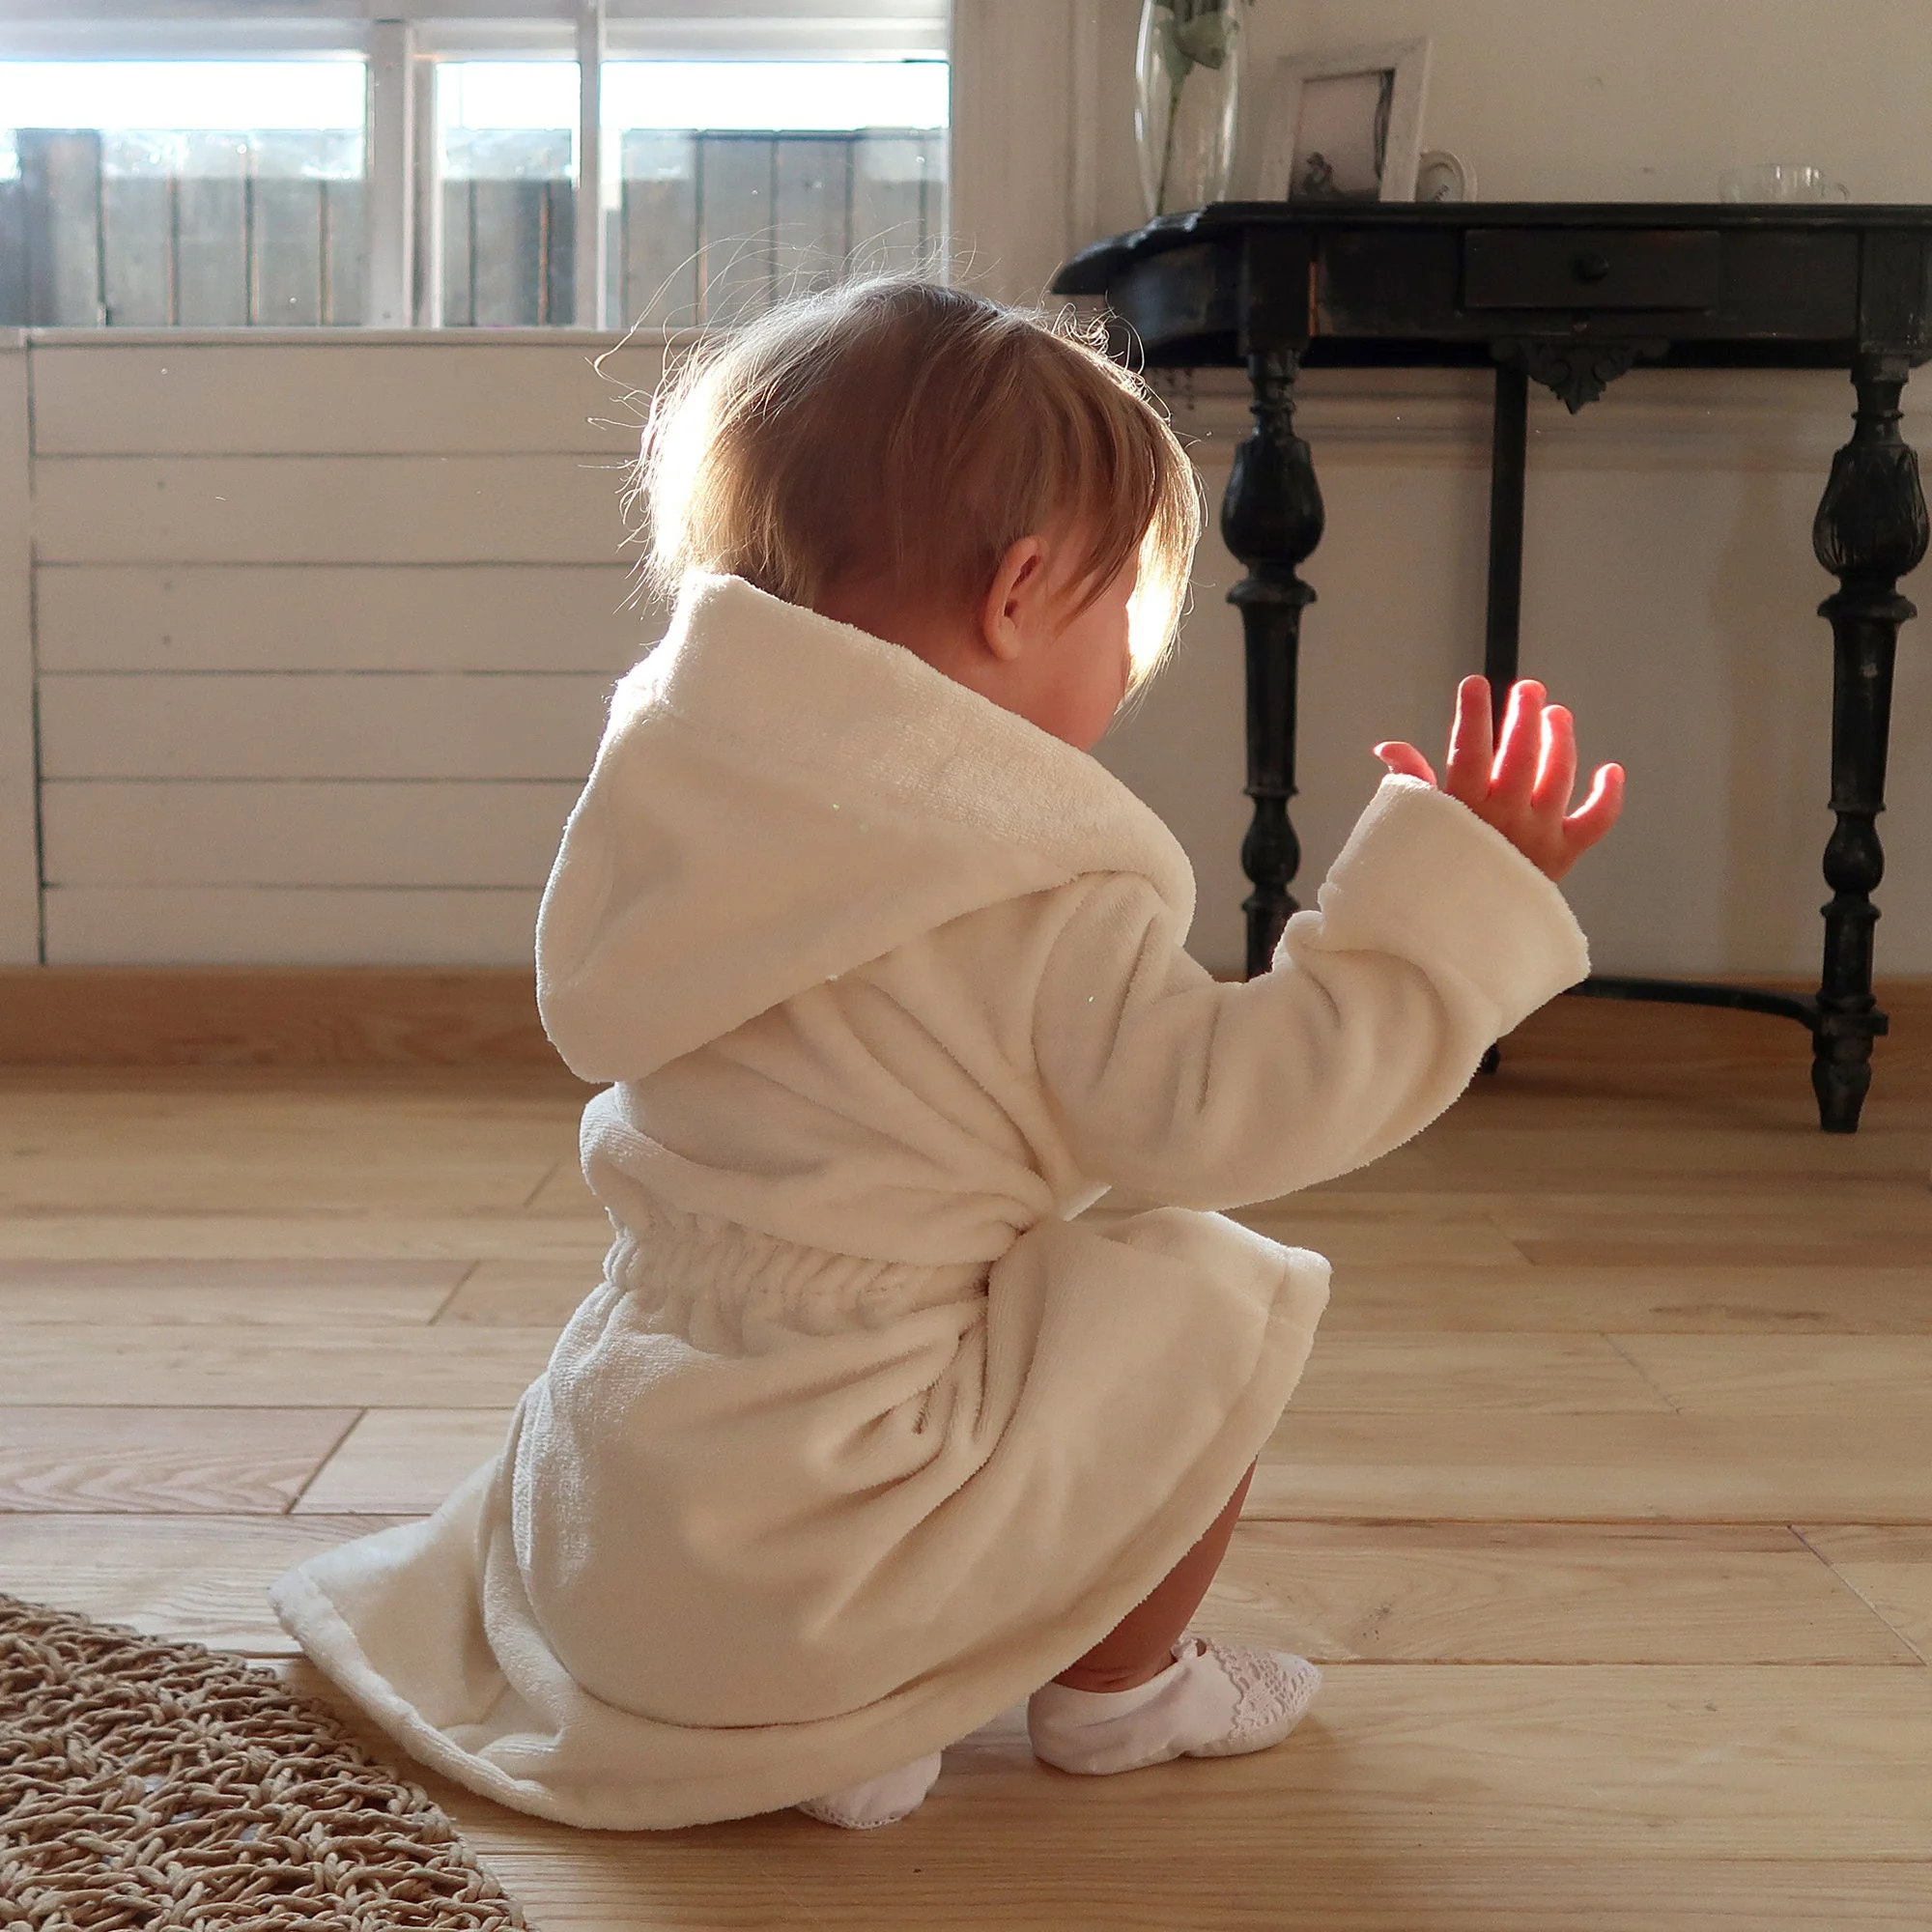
[632,276,1202,684]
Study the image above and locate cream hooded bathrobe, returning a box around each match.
[274,572,1590,1830]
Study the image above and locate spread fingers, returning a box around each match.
[1533,703,1578,816]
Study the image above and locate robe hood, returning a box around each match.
[535,572,1197,1084]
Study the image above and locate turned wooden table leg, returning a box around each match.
[1223,348,1326,978]
[1808,350,1927,1131]
[1484,357,1530,718]
[1479,358,1531,1072]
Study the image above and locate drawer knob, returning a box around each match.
[1573,251,1611,283]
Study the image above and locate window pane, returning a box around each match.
[429,57,946,333]
[604,61,948,133]
[438,61,579,328]
[0,61,364,327]
[607,60,947,329]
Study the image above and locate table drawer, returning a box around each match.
[1463,228,1722,310]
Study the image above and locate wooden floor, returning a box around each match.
[3,1038,1931,1929]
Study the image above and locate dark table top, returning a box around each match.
[1054,200,1932,289]
[1053,202,1932,374]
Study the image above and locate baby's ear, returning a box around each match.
[981,535,1050,660]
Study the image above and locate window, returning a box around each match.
[0,59,366,326]
[607,60,946,327]
[0,8,950,331]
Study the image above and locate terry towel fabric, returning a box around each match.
[272,572,1590,1829]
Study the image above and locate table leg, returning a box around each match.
[1222,348,1326,978]
[1477,360,1532,1073]
[1808,350,1927,1130]
[1485,357,1530,722]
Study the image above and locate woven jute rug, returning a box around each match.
[0,1592,528,1930]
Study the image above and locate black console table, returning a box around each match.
[1054,202,1932,1132]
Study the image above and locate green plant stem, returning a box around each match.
[1155,71,1183,213]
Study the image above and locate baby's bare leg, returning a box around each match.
[1053,1463,1256,1692]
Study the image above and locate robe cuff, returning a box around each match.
[1281,774,1592,1032]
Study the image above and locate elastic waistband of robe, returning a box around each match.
[607,1196,993,1346]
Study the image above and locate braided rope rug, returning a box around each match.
[0,1593,528,1930]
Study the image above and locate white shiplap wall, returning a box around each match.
[0,338,37,965]
[10,333,1932,979]
[26,331,668,964]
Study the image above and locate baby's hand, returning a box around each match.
[1374,676,1624,883]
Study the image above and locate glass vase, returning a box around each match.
[1134,0,1245,219]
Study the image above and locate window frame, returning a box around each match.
[0,3,949,61]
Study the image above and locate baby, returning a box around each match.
[273,277,1622,1833]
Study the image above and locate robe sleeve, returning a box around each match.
[1032,775,1592,1210]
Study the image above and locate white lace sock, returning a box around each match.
[795,1750,944,1830]
[1028,1634,1321,1776]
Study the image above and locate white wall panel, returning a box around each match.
[29,338,668,457]
[10,324,1932,978]
[948,0,1082,300]
[0,340,36,962]
[43,886,542,966]
[43,781,578,888]
[39,673,611,781]
[33,456,634,566]
[36,565,659,673]
[17,335,665,966]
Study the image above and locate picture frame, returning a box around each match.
[1257,40,1432,205]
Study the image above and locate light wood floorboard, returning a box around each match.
[0,1155,556,1213]
[1240,1214,1535,1265]
[437,1258,599,1326]
[1795,1526,1932,1663]
[0,1256,465,1323]
[1607,1334,1932,1414]
[292,1407,509,1513]
[0,1513,406,1651]
[1,1062,1928,1928]
[1204,1521,1918,1663]
[1285,1331,1671,1410]
[1253,1411,1932,1520]
[1517,1231,1932,1266]
[0,1405,356,1512]
[0,1212,610,1262]
[461,1854,1932,1932]
[0,1321,561,1406]
[1320,1263,1932,1333]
